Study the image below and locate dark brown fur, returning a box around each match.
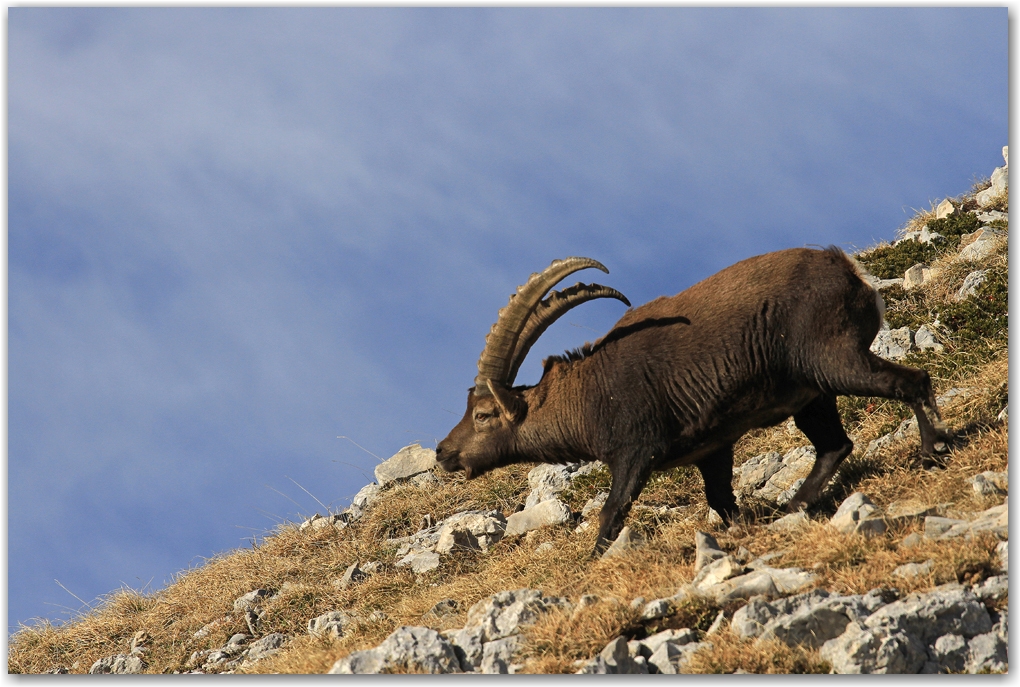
[437,247,950,553]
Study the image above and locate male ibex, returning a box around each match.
[436,248,950,553]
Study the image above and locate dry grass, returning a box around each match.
[9,190,1008,675]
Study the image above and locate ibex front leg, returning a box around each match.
[594,453,655,555]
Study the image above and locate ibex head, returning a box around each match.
[436,257,629,478]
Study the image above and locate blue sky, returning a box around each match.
[8,7,1007,632]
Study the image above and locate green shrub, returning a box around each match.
[857,239,946,279]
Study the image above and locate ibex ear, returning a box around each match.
[485,379,527,424]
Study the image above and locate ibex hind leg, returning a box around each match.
[785,395,853,513]
[837,352,952,456]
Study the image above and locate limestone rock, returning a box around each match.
[976,210,1007,224]
[820,622,927,674]
[329,626,462,674]
[871,326,915,361]
[913,324,944,353]
[243,633,288,663]
[975,163,1008,208]
[831,493,886,537]
[863,584,992,644]
[451,588,569,671]
[694,531,726,571]
[927,502,1008,541]
[435,511,506,553]
[735,451,784,493]
[395,550,441,574]
[903,264,935,290]
[768,510,810,532]
[505,499,572,537]
[581,492,608,518]
[956,269,989,301]
[750,446,815,503]
[89,655,146,674]
[523,462,599,509]
[308,611,350,639]
[374,444,437,487]
[968,471,1007,496]
[935,198,956,219]
[601,525,645,559]
[575,636,649,674]
[957,228,1005,261]
[891,559,934,580]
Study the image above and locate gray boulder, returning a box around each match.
[450,588,569,671]
[89,655,146,674]
[820,622,928,674]
[968,470,1007,497]
[913,324,944,353]
[871,326,915,361]
[749,446,815,503]
[575,636,649,674]
[329,626,462,674]
[308,611,350,639]
[694,531,726,571]
[957,228,1005,261]
[863,584,992,644]
[505,499,572,537]
[435,510,506,553]
[956,269,989,301]
[965,630,1008,673]
[523,462,600,509]
[374,444,437,487]
[601,525,644,559]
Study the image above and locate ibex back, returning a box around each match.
[436,247,951,554]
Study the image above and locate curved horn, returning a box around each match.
[475,257,609,393]
[506,283,631,385]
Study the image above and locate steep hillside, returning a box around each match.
[9,150,1008,675]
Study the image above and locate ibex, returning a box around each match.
[436,247,951,554]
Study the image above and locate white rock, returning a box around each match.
[831,493,881,535]
[308,611,349,638]
[870,327,914,361]
[329,626,461,674]
[694,531,726,571]
[968,471,1007,496]
[505,499,572,537]
[891,559,934,580]
[435,511,507,553]
[374,444,437,487]
[89,655,146,674]
[581,492,608,518]
[395,550,441,574]
[976,210,1007,224]
[956,269,990,301]
[975,164,1008,208]
[523,462,599,509]
[935,198,955,219]
[692,555,746,589]
[913,324,943,353]
[957,228,1005,261]
[768,511,810,531]
[903,264,934,290]
[601,525,645,559]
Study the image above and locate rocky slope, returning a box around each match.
[9,149,1008,674]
